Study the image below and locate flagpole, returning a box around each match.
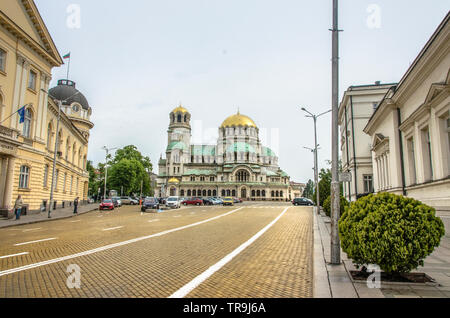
[66,55,71,80]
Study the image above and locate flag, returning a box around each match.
[18,105,26,123]
[63,52,71,59]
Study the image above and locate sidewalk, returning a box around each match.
[313,208,450,298]
[0,203,99,229]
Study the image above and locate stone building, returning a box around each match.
[0,0,93,217]
[156,105,292,201]
[363,12,449,210]
[339,82,397,202]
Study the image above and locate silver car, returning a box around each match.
[166,196,181,209]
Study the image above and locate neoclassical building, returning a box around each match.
[0,0,93,217]
[156,105,293,200]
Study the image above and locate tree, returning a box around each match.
[312,168,331,206]
[107,145,153,196]
[302,179,314,199]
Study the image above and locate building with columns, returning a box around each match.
[156,105,293,201]
[364,12,449,210]
[0,0,93,217]
[339,82,397,202]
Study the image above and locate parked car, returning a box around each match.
[233,197,243,203]
[166,196,181,209]
[222,197,234,206]
[141,197,160,212]
[183,197,203,206]
[119,196,137,205]
[158,197,167,205]
[292,198,314,206]
[111,197,122,207]
[202,197,214,205]
[209,197,221,205]
[87,197,95,204]
[99,199,114,211]
[213,197,223,205]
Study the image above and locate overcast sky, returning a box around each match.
[35,0,449,183]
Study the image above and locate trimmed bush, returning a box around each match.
[323,195,349,217]
[339,192,445,274]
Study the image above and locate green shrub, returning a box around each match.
[339,192,445,273]
[323,195,349,217]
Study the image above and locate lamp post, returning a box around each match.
[102,146,117,200]
[41,89,80,218]
[300,107,331,213]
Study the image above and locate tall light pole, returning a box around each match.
[301,107,331,213]
[41,89,80,218]
[303,145,320,203]
[102,146,117,199]
[330,0,342,265]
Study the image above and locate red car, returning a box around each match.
[182,197,203,206]
[99,199,114,210]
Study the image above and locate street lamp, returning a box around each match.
[41,89,81,218]
[300,107,331,213]
[303,145,321,206]
[102,146,117,199]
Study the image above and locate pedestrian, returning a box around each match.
[73,197,79,214]
[14,195,23,220]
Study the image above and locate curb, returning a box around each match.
[0,206,98,229]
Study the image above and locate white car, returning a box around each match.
[166,196,181,209]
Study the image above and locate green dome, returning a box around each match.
[226,142,256,153]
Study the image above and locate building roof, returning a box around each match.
[171,104,189,114]
[167,141,188,151]
[49,80,90,110]
[220,111,257,128]
[226,142,256,153]
[191,145,216,156]
[261,146,276,157]
[183,169,217,176]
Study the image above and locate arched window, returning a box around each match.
[276,191,279,197]
[207,190,211,196]
[280,191,283,197]
[187,189,191,196]
[226,189,231,196]
[257,190,261,197]
[232,190,236,196]
[193,189,196,196]
[221,189,225,196]
[252,190,255,197]
[202,190,206,196]
[236,169,250,182]
[47,123,52,149]
[213,190,217,196]
[72,143,77,163]
[271,191,275,197]
[180,189,185,196]
[43,164,49,188]
[262,190,266,197]
[184,114,187,122]
[22,108,32,138]
[177,114,182,122]
[19,165,30,188]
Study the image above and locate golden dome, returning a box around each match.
[171,104,189,114]
[168,177,180,184]
[220,111,257,128]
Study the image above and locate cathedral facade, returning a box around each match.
[156,105,294,201]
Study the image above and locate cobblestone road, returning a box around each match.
[0,203,313,298]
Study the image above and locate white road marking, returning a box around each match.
[169,207,289,298]
[0,252,29,259]
[173,215,181,218]
[102,226,123,231]
[14,238,57,246]
[0,207,243,277]
[148,219,159,223]
[22,228,42,232]
[69,220,81,223]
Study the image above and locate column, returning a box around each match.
[3,156,16,211]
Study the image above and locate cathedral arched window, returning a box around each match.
[257,190,261,197]
[187,189,191,196]
[236,170,250,182]
[262,190,266,197]
[232,190,236,197]
[177,114,182,122]
[222,189,226,196]
[252,190,255,197]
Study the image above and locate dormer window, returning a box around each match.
[72,104,80,112]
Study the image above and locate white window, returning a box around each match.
[63,173,67,192]
[0,48,6,72]
[28,70,37,90]
[421,127,433,181]
[22,108,32,138]
[70,175,73,193]
[43,164,49,188]
[407,137,417,185]
[363,175,373,193]
[19,166,30,188]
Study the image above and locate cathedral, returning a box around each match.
[156,105,296,201]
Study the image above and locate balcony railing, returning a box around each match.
[0,125,18,140]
